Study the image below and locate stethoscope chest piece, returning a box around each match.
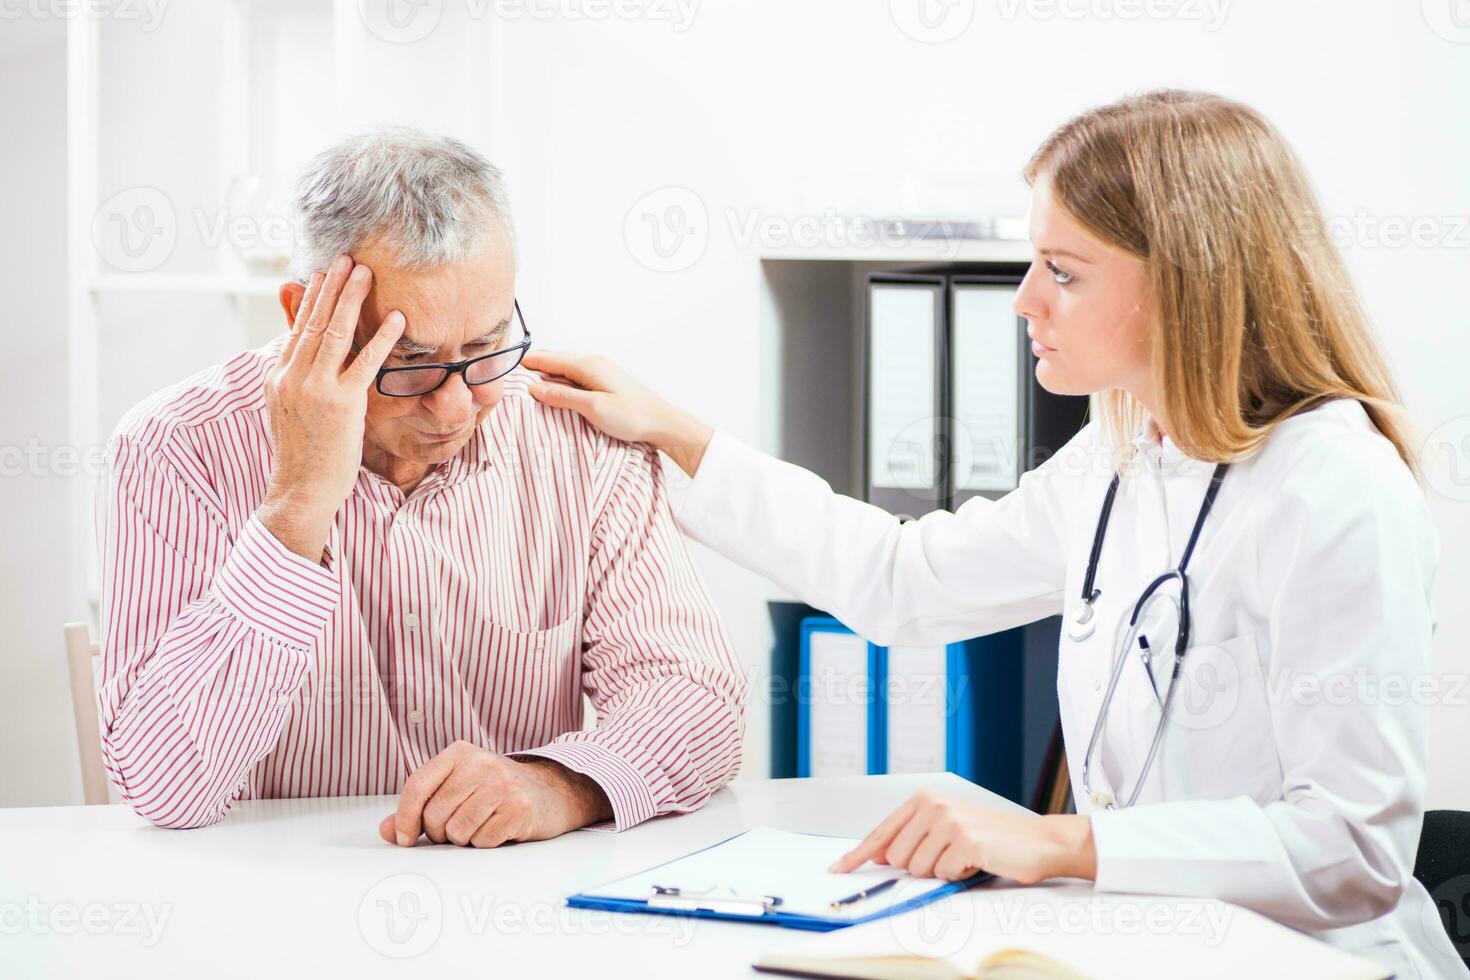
[1067,598,1098,641]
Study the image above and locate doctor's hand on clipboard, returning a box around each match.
[828,789,1098,885]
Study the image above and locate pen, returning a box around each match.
[829,876,901,910]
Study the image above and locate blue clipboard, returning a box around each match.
[565,829,992,932]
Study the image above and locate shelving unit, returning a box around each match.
[755,245,1073,801]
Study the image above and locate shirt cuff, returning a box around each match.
[211,515,341,651]
[1090,796,1265,896]
[508,738,675,833]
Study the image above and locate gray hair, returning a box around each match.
[290,126,514,279]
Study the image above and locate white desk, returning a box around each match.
[1,773,1026,978]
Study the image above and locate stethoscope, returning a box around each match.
[1071,460,1231,810]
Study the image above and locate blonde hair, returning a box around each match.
[1024,89,1419,478]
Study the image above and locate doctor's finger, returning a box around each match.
[529,378,602,416]
[522,350,621,393]
[829,797,919,872]
[933,844,980,883]
[882,811,934,870]
[904,826,951,879]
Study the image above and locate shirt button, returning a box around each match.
[276,693,293,708]
[404,612,419,629]
[409,708,425,724]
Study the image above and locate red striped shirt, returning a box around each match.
[96,340,747,831]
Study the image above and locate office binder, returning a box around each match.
[948,277,1024,501]
[861,271,1088,515]
[796,618,883,777]
[863,275,947,519]
[880,633,1022,801]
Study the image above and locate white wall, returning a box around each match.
[489,0,1470,806]
[0,19,73,804]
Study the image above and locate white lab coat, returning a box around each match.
[673,398,1466,979]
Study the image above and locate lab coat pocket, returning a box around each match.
[1159,632,1279,800]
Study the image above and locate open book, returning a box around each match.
[753,882,1390,980]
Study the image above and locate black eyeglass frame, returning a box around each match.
[351,299,532,398]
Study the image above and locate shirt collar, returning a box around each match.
[1130,415,1217,477]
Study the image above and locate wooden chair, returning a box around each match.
[62,622,111,805]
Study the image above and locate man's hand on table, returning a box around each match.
[379,741,614,848]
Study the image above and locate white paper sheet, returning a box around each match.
[578,827,951,921]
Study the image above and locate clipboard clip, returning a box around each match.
[648,884,784,916]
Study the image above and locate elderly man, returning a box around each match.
[96,128,746,847]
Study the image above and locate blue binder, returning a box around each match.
[795,618,884,777]
[565,829,990,932]
[880,634,1021,800]
[794,617,1023,800]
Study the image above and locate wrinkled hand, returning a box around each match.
[378,741,612,848]
[828,789,1097,885]
[259,253,404,561]
[521,350,713,478]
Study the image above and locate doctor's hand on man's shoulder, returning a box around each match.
[378,741,614,848]
[522,349,715,480]
[258,253,405,565]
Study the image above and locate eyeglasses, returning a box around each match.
[353,299,532,398]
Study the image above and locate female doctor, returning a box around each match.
[525,90,1461,977]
